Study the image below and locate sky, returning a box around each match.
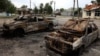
[11,0,92,9]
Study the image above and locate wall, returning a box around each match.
[0,12,11,17]
[82,10,100,19]
[61,11,72,16]
[82,10,89,18]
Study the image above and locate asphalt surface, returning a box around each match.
[0,16,100,56]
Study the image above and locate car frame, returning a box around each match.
[45,19,99,55]
[2,15,55,36]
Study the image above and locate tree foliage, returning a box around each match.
[44,3,53,14]
[0,0,16,13]
[47,5,53,14]
[96,0,100,4]
[7,1,16,13]
[21,5,27,8]
[33,3,53,14]
[39,3,44,14]
[60,8,64,12]
[0,0,8,11]
[34,6,38,14]
[74,8,82,16]
[44,3,49,12]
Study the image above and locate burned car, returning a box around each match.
[45,19,99,55]
[3,15,55,36]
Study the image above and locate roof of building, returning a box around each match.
[17,8,32,11]
[84,4,100,11]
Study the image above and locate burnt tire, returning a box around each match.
[65,46,85,56]
[47,23,54,31]
[2,31,11,37]
[77,46,85,56]
[13,28,25,37]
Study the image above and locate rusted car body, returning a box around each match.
[45,19,99,55]
[3,15,55,36]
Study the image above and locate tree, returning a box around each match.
[60,8,64,12]
[34,6,38,14]
[47,5,53,14]
[0,0,8,11]
[44,3,49,12]
[21,5,27,8]
[39,3,44,14]
[0,0,16,13]
[7,5,16,13]
[96,0,100,4]
[44,3,53,14]
[74,8,82,16]
[6,1,16,13]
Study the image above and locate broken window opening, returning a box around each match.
[87,11,91,16]
[95,9,100,16]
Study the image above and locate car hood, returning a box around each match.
[4,21,25,27]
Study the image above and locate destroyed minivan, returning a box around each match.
[45,19,99,55]
[3,15,55,36]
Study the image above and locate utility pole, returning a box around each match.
[72,0,79,19]
[54,1,56,14]
[30,0,31,9]
[72,0,75,19]
[50,0,56,16]
[77,0,79,19]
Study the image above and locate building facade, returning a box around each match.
[82,3,100,19]
[17,8,32,15]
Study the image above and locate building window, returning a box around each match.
[95,9,100,16]
[86,11,91,16]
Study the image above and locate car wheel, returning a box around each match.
[48,23,54,31]
[78,46,85,56]
[13,28,25,37]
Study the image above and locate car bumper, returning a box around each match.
[45,35,73,54]
[3,28,14,34]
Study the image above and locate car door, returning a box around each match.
[26,17,38,32]
[37,17,47,29]
[82,23,98,47]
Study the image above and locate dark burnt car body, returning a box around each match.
[45,19,99,55]
[3,15,55,36]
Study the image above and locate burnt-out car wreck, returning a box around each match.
[45,19,99,55]
[3,15,55,36]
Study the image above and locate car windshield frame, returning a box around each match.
[46,17,55,20]
[15,16,28,21]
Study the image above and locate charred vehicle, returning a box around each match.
[45,19,99,55]
[3,15,55,36]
